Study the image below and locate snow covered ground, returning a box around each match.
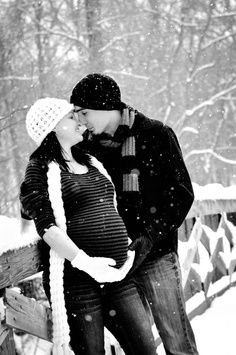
[157,286,236,355]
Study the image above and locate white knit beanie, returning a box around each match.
[26,98,74,145]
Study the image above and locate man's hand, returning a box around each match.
[118,249,135,278]
[128,236,153,274]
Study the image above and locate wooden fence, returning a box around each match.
[1,184,236,354]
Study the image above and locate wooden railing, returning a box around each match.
[1,184,236,354]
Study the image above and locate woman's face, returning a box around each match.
[54,110,87,146]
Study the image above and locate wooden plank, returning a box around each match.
[0,324,16,355]
[182,218,203,287]
[203,214,220,232]
[4,290,124,352]
[0,242,43,289]
[4,288,52,342]
[220,213,235,246]
[226,212,236,226]
[179,218,195,242]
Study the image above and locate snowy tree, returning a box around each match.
[0,0,236,216]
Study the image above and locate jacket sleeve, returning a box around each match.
[141,124,194,242]
[20,159,56,237]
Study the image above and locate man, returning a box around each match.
[70,73,199,355]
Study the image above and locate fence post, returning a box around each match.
[0,323,16,355]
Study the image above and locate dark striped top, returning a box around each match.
[21,159,129,286]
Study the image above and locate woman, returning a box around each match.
[20,98,156,355]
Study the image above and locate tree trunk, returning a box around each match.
[85,0,104,72]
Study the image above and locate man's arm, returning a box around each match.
[129,124,194,269]
[143,125,194,239]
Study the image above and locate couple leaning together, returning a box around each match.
[20,74,199,355]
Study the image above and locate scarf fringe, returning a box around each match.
[121,109,139,192]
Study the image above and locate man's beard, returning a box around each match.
[82,129,112,141]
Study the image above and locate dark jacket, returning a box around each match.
[81,112,194,260]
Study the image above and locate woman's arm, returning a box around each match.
[20,159,56,236]
[43,225,79,261]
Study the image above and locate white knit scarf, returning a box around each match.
[47,156,115,354]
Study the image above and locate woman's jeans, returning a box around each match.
[134,252,199,355]
[58,277,156,355]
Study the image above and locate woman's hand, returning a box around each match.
[71,250,125,283]
[71,246,135,284]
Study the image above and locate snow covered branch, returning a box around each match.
[103,69,149,80]
[185,84,236,116]
[212,11,236,19]
[185,149,236,165]
[202,31,236,50]
[0,76,38,81]
[187,62,215,82]
[163,104,172,124]
[99,32,141,52]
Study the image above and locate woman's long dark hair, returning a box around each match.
[30,131,91,171]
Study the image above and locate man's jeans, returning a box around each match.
[61,278,157,355]
[134,252,199,355]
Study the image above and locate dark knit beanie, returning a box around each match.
[70,73,126,110]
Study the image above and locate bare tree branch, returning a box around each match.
[17,3,88,51]
[207,104,228,168]
[0,107,29,122]
[142,7,197,28]
[0,120,24,133]
[188,6,213,78]
[35,29,88,50]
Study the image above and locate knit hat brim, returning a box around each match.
[71,98,127,111]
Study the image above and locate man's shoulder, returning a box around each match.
[135,111,171,137]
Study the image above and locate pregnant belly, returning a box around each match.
[67,210,129,268]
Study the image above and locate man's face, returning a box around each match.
[74,106,121,136]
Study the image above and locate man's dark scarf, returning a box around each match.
[97,108,143,228]
[98,107,139,193]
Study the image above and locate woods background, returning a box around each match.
[1,0,236,217]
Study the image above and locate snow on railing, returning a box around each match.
[187,183,236,218]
